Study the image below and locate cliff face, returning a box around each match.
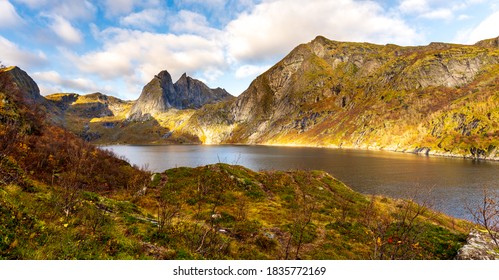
[173,73,233,109]
[188,36,499,159]
[127,70,233,121]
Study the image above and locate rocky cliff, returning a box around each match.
[187,36,499,160]
[127,70,233,121]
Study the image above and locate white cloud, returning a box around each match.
[67,49,134,80]
[103,0,161,17]
[397,0,492,21]
[104,0,135,16]
[33,70,101,94]
[201,68,224,83]
[235,64,270,78]
[14,0,96,20]
[51,0,96,20]
[226,0,420,62]
[176,0,227,6]
[32,71,61,83]
[0,35,47,69]
[44,14,83,44]
[65,27,226,99]
[171,10,222,35]
[457,10,499,43]
[120,8,166,30]
[458,14,472,21]
[399,0,429,14]
[421,8,453,20]
[12,0,48,8]
[0,0,24,27]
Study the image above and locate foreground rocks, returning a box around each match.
[456,230,499,260]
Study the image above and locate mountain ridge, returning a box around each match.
[185,35,499,160]
[3,35,498,160]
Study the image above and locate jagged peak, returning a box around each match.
[176,72,192,84]
[155,70,173,82]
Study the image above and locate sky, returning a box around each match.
[1,0,498,100]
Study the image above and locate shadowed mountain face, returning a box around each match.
[127,70,233,121]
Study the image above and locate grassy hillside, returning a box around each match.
[1,162,470,260]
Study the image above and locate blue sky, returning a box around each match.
[1,0,498,100]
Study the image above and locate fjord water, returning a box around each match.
[103,145,499,221]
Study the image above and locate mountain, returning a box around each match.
[187,36,499,160]
[45,92,132,141]
[10,36,498,160]
[0,66,43,103]
[0,66,63,123]
[127,70,233,121]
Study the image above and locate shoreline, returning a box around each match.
[96,141,499,162]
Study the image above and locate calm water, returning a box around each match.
[103,145,499,221]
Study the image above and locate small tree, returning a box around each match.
[283,172,317,260]
[467,189,499,248]
[157,182,183,233]
[0,61,5,69]
[365,186,434,260]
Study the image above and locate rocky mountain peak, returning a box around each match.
[0,66,43,104]
[156,70,174,83]
[0,66,65,124]
[127,70,233,121]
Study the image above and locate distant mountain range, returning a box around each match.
[2,35,498,160]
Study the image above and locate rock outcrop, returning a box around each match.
[456,230,499,260]
[127,70,232,121]
[47,92,130,119]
